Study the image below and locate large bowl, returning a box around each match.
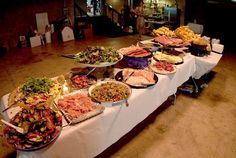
[3,107,62,151]
[122,56,151,69]
[76,53,123,68]
[88,80,132,106]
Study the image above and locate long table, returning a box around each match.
[0,52,222,158]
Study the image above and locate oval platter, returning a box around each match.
[115,70,158,88]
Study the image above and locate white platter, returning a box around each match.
[149,59,177,75]
[88,80,132,106]
[76,54,123,68]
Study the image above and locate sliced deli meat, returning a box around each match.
[150,60,177,75]
[118,45,151,57]
[122,68,155,86]
[154,35,189,47]
[58,93,96,119]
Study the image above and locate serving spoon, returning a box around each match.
[85,67,96,76]
[1,119,25,134]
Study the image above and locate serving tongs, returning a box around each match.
[1,119,25,134]
[85,67,96,77]
[53,101,72,127]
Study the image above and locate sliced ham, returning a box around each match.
[126,76,150,86]
[154,35,188,47]
[154,61,174,72]
[58,93,96,119]
[118,45,151,57]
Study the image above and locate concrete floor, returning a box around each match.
[0,35,236,158]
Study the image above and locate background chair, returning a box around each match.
[187,22,204,34]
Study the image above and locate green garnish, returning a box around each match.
[21,78,53,96]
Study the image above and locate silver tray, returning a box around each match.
[56,91,105,125]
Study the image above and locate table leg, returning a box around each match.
[191,77,199,93]
[170,93,176,105]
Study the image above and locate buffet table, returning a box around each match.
[0,51,222,158]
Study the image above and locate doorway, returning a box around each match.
[87,0,102,16]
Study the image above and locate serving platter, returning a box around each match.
[162,49,186,57]
[76,60,122,68]
[118,45,152,58]
[56,91,105,124]
[137,41,161,52]
[152,36,190,48]
[149,60,177,75]
[75,46,123,68]
[4,77,64,113]
[153,53,184,65]
[122,51,152,58]
[88,80,131,106]
[64,72,97,91]
[3,107,62,151]
[122,56,151,69]
[115,70,158,88]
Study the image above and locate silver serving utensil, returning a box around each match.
[60,54,76,59]
[1,119,25,134]
[125,99,129,107]
[123,71,135,82]
[53,101,72,127]
[85,67,96,76]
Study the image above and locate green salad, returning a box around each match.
[21,78,53,96]
[75,46,121,64]
[91,82,130,102]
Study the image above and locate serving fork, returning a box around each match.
[1,119,25,134]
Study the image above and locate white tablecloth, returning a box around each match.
[0,52,221,158]
[192,52,222,79]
